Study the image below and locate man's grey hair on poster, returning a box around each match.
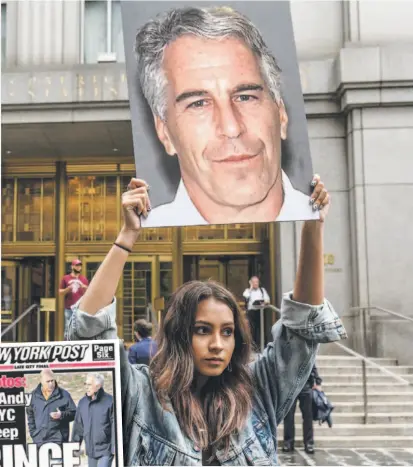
[134,6,282,121]
[88,373,104,388]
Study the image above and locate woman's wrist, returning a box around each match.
[301,220,324,252]
[116,227,140,251]
[302,220,324,236]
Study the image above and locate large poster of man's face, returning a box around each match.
[121,1,319,227]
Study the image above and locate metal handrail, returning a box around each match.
[335,305,413,424]
[1,304,41,340]
[333,341,411,425]
[333,342,410,385]
[349,305,413,324]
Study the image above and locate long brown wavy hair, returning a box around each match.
[150,280,254,454]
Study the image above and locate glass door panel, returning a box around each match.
[198,259,225,283]
[17,179,41,241]
[83,257,158,343]
[16,179,55,241]
[122,261,152,343]
[1,259,53,343]
[42,179,55,241]
[1,262,18,340]
[160,261,172,303]
[226,258,249,302]
[1,179,14,242]
[85,261,101,281]
[185,256,254,303]
[67,176,118,242]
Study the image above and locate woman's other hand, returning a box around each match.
[310,174,330,223]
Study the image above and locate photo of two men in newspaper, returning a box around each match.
[0,341,124,467]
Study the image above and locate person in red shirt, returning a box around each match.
[59,259,89,336]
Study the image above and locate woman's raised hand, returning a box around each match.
[122,178,151,232]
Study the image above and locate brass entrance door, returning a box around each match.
[190,256,251,304]
[122,260,153,343]
[1,260,19,339]
[83,256,165,344]
[198,258,226,283]
[1,258,54,342]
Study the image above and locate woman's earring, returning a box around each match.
[227,361,232,372]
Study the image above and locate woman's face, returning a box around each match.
[191,298,236,377]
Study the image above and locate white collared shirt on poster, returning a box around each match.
[141,170,319,228]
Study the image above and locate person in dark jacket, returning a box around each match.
[26,369,76,446]
[283,364,323,454]
[72,373,115,467]
[128,319,158,365]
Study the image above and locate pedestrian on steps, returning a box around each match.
[283,364,323,454]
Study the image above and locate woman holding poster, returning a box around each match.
[66,173,346,466]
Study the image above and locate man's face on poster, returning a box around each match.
[41,373,56,396]
[154,35,288,209]
[85,375,100,397]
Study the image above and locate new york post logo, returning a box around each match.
[0,345,88,364]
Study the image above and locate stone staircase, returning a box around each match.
[277,352,413,448]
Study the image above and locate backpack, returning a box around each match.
[312,388,334,427]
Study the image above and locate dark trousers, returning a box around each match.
[247,309,260,350]
[283,386,314,447]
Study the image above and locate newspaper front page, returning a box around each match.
[0,340,123,467]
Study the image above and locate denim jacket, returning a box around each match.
[67,292,346,466]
